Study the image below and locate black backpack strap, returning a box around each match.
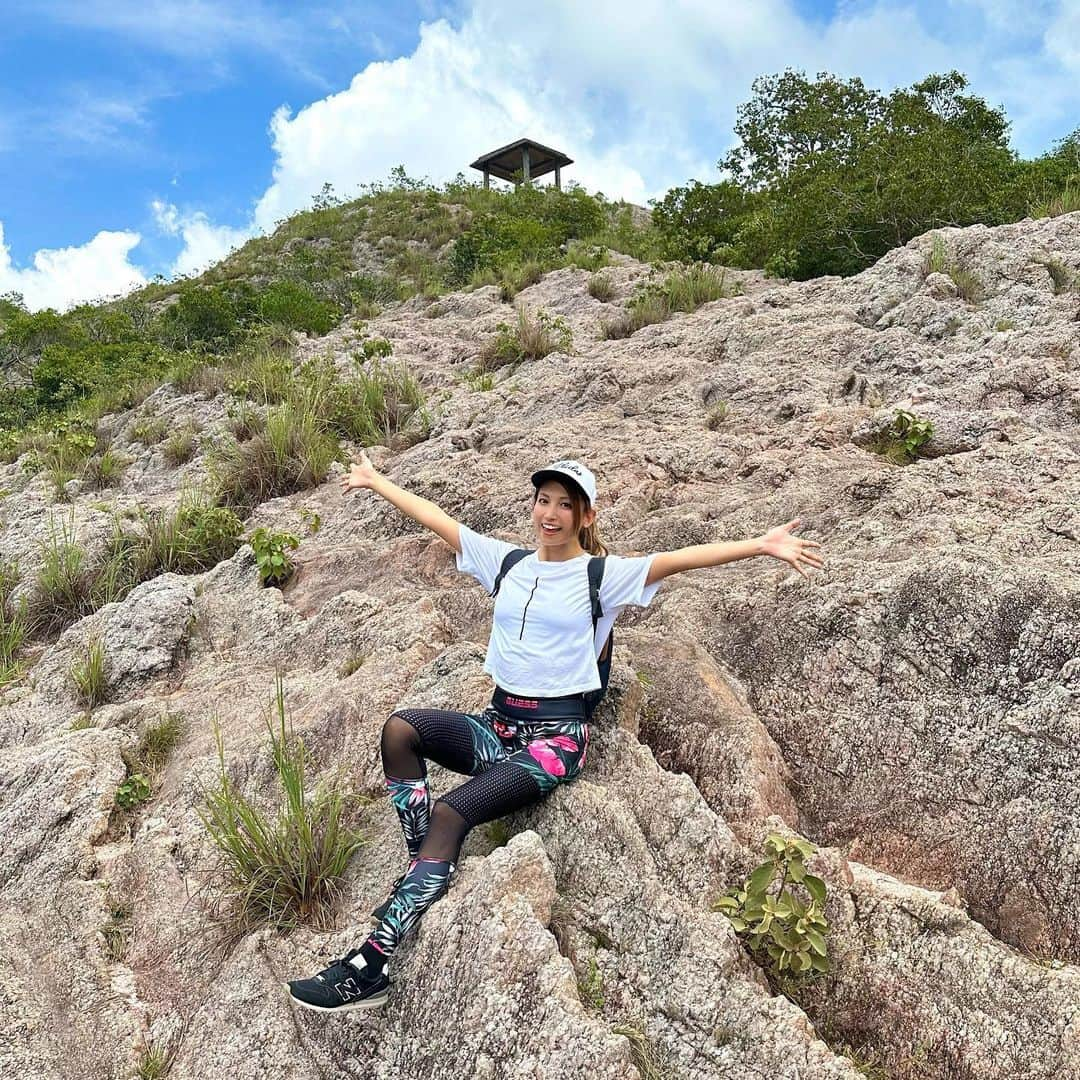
[491,548,533,597]
[586,556,606,628]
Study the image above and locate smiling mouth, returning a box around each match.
[541,524,560,533]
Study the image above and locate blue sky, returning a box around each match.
[2,0,1078,309]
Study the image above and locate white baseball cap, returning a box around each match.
[531,460,597,507]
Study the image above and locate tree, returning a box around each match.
[716,70,1020,277]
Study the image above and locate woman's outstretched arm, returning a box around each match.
[340,450,462,554]
[645,518,823,586]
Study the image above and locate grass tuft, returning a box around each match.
[197,676,367,943]
[587,274,615,302]
[70,636,108,708]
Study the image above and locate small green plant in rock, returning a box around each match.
[588,274,615,302]
[870,408,934,464]
[353,336,394,365]
[131,417,168,446]
[577,956,606,1010]
[70,714,94,731]
[713,831,830,978]
[134,1039,176,1080]
[338,652,366,678]
[463,370,495,392]
[705,401,730,429]
[249,527,300,586]
[198,675,367,938]
[1035,257,1077,295]
[115,772,152,810]
[163,425,200,466]
[70,636,108,708]
[611,1019,672,1080]
[478,309,572,370]
[994,318,1016,331]
[299,507,321,534]
[101,899,134,962]
[83,448,127,490]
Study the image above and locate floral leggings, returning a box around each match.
[358,696,588,972]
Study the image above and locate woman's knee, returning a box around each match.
[382,712,421,755]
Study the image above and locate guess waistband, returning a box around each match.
[492,686,586,721]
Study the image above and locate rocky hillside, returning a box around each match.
[1,212,1078,1079]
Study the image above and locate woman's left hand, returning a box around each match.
[759,519,824,580]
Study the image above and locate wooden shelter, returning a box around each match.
[470,138,573,189]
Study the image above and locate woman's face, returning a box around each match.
[531,480,592,550]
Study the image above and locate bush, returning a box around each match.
[870,409,934,464]
[83,448,127,490]
[249,527,300,586]
[479,309,572,370]
[156,283,254,350]
[131,417,167,446]
[498,261,544,302]
[0,561,26,690]
[714,832,830,977]
[1030,182,1080,218]
[588,274,615,302]
[98,497,244,603]
[210,398,341,512]
[198,676,367,938]
[163,426,200,466]
[256,280,341,335]
[28,518,95,636]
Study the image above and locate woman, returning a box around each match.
[287,454,823,1012]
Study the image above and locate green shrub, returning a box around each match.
[0,561,26,690]
[210,398,341,512]
[198,676,367,937]
[498,261,544,302]
[249,527,300,586]
[1035,257,1077,294]
[611,1020,672,1080]
[156,283,254,350]
[256,280,341,335]
[98,497,244,604]
[587,274,615,302]
[479,309,572,370]
[714,832,830,978]
[131,417,168,446]
[28,517,94,635]
[994,318,1017,331]
[134,713,185,775]
[101,899,134,962]
[134,1041,176,1080]
[949,266,984,303]
[163,426,200,466]
[83,448,127,490]
[226,402,267,441]
[705,402,731,429]
[115,772,152,810]
[661,263,737,311]
[870,408,934,464]
[71,636,108,708]
[1030,182,1080,219]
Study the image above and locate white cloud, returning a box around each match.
[0,222,147,312]
[250,0,986,231]
[152,200,252,277]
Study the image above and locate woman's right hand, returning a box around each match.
[341,450,380,494]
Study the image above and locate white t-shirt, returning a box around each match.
[455,524,662,697]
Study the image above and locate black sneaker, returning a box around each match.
[286,951,389,1013]
[370,874,404,922]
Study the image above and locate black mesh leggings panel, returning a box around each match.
[384,708,481,778]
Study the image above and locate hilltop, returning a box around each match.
[0,191,1078,1079]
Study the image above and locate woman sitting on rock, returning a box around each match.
[287,452,823,1012]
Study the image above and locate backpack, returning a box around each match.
[491,549,611,720]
